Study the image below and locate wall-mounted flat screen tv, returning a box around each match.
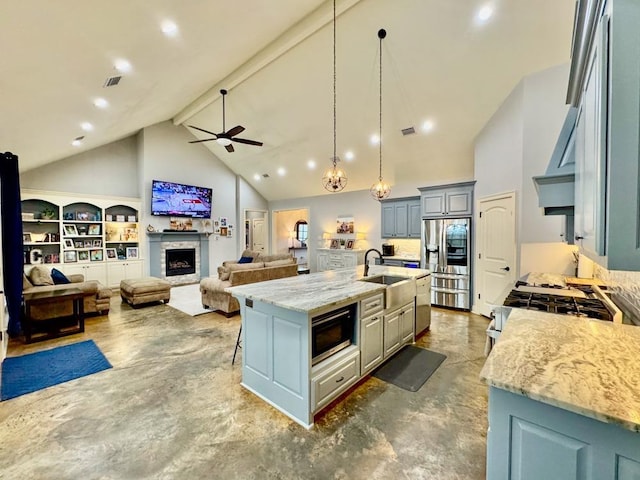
[151,180,212,218]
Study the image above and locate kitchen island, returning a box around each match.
[227,265,429,428]
[480,309,640,479]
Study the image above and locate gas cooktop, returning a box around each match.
[503,290,613,321]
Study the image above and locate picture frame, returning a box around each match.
[76,211,90,221]
[64,239,74,248]
[127,215,136,222]
[329,239,339,249]
[106,214,113,222]
[90,249,103,261]
[126,247,139,259]
[22,232,32,243]
[77,250,90,262]
[336,216,355,234]
[345,239,355,250]
[116,214,125,222]
[64,251,77,263]
[74,240,84,248]
[92,239,102,248]
[63,212,75,221]
[106,248,117,260]
[220,226,228,237]
[87,224,101,235]
[63,224,78,236]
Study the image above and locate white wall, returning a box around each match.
[21,136,138,197]
[474,63,572,279]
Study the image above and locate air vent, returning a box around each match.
[103,75,122,87]
[262,173,270,178]
[401,126,416,136]
[74,135,85,141]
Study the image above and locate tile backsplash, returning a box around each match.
[382,239,420,258]
[594,264,640,318]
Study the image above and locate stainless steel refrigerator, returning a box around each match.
[420,217,471,309]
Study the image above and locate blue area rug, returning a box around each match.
[1,340,112,401]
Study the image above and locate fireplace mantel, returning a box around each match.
[148,232,209,284]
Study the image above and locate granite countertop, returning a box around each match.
[480,309,640,431]
[226,265,430,315]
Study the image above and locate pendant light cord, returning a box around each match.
[379,30,383,181]
[333,0,337,168]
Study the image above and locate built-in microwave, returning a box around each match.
[311,304,355,365]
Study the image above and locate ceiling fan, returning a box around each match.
[188,89,263,152]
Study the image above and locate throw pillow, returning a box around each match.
[51,268,71,285]
[238,256,253,264]
[29,266,54,286]
[22,273,34,290]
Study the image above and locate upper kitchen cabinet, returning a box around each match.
[381,197,421,238]
[569,0,640,270]
[418,181,475,218]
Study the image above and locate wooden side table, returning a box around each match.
[22,287,85,343]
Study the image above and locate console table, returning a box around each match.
[22,288,85,343]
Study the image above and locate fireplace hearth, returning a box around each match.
[166,248,196,277]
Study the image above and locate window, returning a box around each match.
[295,220,308,246]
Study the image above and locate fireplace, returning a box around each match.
[166,248,196,277]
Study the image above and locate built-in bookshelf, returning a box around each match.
[21,191,143,287]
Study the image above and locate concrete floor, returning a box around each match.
[0,297,490,479]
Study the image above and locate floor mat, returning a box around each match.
[168,283,212,316]
[372,345,446,392]
[1,340,112,401]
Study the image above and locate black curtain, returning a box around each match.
[0,152,24,337]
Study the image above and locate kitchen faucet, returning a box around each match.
[364,248,384,276]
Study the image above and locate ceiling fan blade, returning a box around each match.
[225,144,235,153]
[188,138,217,143]
[187,125,219,137]
[226,125,245,137]
[232,137,263,146]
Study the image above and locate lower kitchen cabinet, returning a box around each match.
[383,301,414,359]
[106,260,143,288]
[487,386,640,479]
[359,294,385,375]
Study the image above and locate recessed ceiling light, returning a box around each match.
[93,98,108,109]
[307,160,316,169]
[370,134,380,145]
[253,174,261,181]
[161,20,179,37]
[345,151,355,161]
[80,122,94,132]
[277,167,286,176]
[476,4,494,23]
[422,120,435,133]
[114,59,132,73]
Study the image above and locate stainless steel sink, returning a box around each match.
[359,275,416,310]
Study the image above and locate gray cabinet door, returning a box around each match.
[446,191,472,216]
[407,200,422,237]
[394,203,408,237]
[419,182,475,218]
[381,203,396,237]
[422,192,446,216]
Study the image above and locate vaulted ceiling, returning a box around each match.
[1,0,576,201]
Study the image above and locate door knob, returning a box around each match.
[500,266,510,272]
[575,235,584,241]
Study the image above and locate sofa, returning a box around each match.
[23,265,112,321]
[200,250,298,316]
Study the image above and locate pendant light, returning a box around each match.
[322,0,347,192]
[370,28,391,201]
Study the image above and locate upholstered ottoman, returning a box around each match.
[120,277,171,307]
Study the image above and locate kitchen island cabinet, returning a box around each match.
[228,265,427,428]
[480,309,640,479]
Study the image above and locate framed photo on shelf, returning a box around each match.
[76,212,90,221]
[64,239,74,248]
[88,224,101,235]
[63,224,78,236]
[84,240,92,248]
[74,240,84,248]
[77,250,90,262]
[106,214,113,222]
[126,247,138,259]
[106,248,117,260]
[116,215,125,222]
[92,239,102,247]
[64,251,77,263]
[90,249,103,261]
[345,239,355,250]
[22,233,32,243]
[329,239,339,249]
[63,212,75,220]
[127,215,136,222]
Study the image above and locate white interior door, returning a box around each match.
[476,192,516,317]
[252,218,266,253]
